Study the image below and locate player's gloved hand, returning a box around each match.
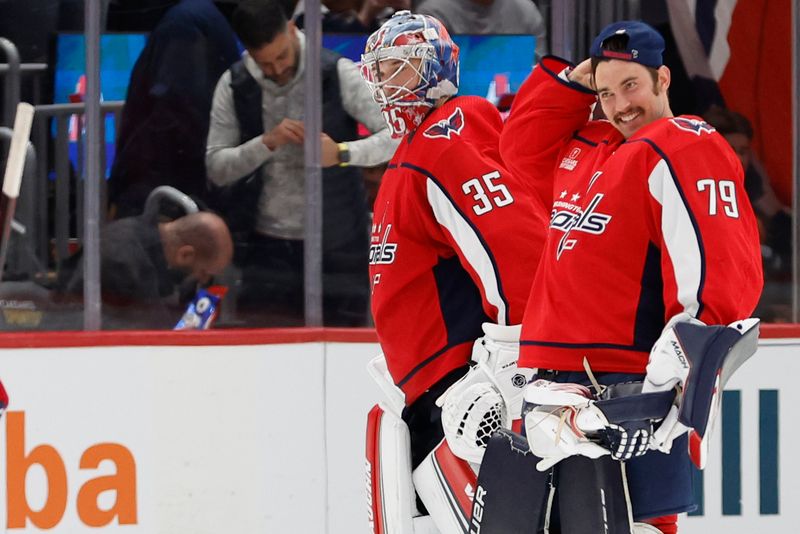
[649,403,690,454]
[641,313,704,452]
[522,380,610,471]
[438,377,506,465]
[436,323,532,464]
[524,379,666,465]
[470,323,533,418]
[595,418,653,461]
[642,313,705,394]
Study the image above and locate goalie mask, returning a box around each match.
[360,10,460,138]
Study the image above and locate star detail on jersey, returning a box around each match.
[670,117,716,136]
[423,107,465,140]
[571,193,581,202]
[559,190,567,199]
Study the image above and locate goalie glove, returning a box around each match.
[598,420,652,460]
[522,380,610,471]
[640,314,705,455]
[642,313,706,395]
[523,380,675,470]
[436,323,534,465]
[643,317,760,469]
[470,323,533,419]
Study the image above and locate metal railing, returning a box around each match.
[0,126,37,276]
[0,38,48,127]
[0,37,21,127]
[28,102,124,270]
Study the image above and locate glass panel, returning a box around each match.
[0,0,796,330]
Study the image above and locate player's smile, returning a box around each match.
[614,108,645,128]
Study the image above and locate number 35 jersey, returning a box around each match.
[370,96,548,405]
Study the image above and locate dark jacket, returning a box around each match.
[108,0,240,217]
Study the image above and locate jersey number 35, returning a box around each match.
[462,171,514,215]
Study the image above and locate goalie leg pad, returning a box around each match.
[555,455,634,533]
[412,439,477,534]
[468,429,551,533]
[633,522,665,533]
[366,404,418,534]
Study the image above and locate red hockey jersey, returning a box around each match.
[371,96,548,404]
[502,57,763,373]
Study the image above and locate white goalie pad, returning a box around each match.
[633,523,665,533]
[366,355,441,533]
[413,439,478,534]
[366,404,427,534]
[367,354,406,416]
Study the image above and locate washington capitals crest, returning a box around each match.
[423,107,465,140]
[670,117,715,136]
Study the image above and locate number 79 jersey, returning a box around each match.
[519,114,764,373]
[370,96,548,405]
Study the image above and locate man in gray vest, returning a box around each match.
[206,0,398,326]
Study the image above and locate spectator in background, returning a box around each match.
[294,0,410,33]
[703,106,792,321]
[414,0,548,60]
[293,0,409,215]
[205,0,398,326]
[108,0,241,218]
[56,212,233,329]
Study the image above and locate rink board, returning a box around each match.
[0,327,796,533]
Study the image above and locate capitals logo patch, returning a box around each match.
[369,205,398,294]
[551,192,612,260]
[671,117,715,136]
[423,107,465,140]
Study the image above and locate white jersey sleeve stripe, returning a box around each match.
[647,158,703,318]
[426,177,509,325]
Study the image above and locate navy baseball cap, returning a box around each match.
[590,21,665,68]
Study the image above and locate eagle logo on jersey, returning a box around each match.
[670,117,715,136]
[551,192,612,260]
[423,107,465,140]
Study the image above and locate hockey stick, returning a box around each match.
[0,102,35,282]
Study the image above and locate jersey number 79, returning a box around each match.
[697,178,739,218]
